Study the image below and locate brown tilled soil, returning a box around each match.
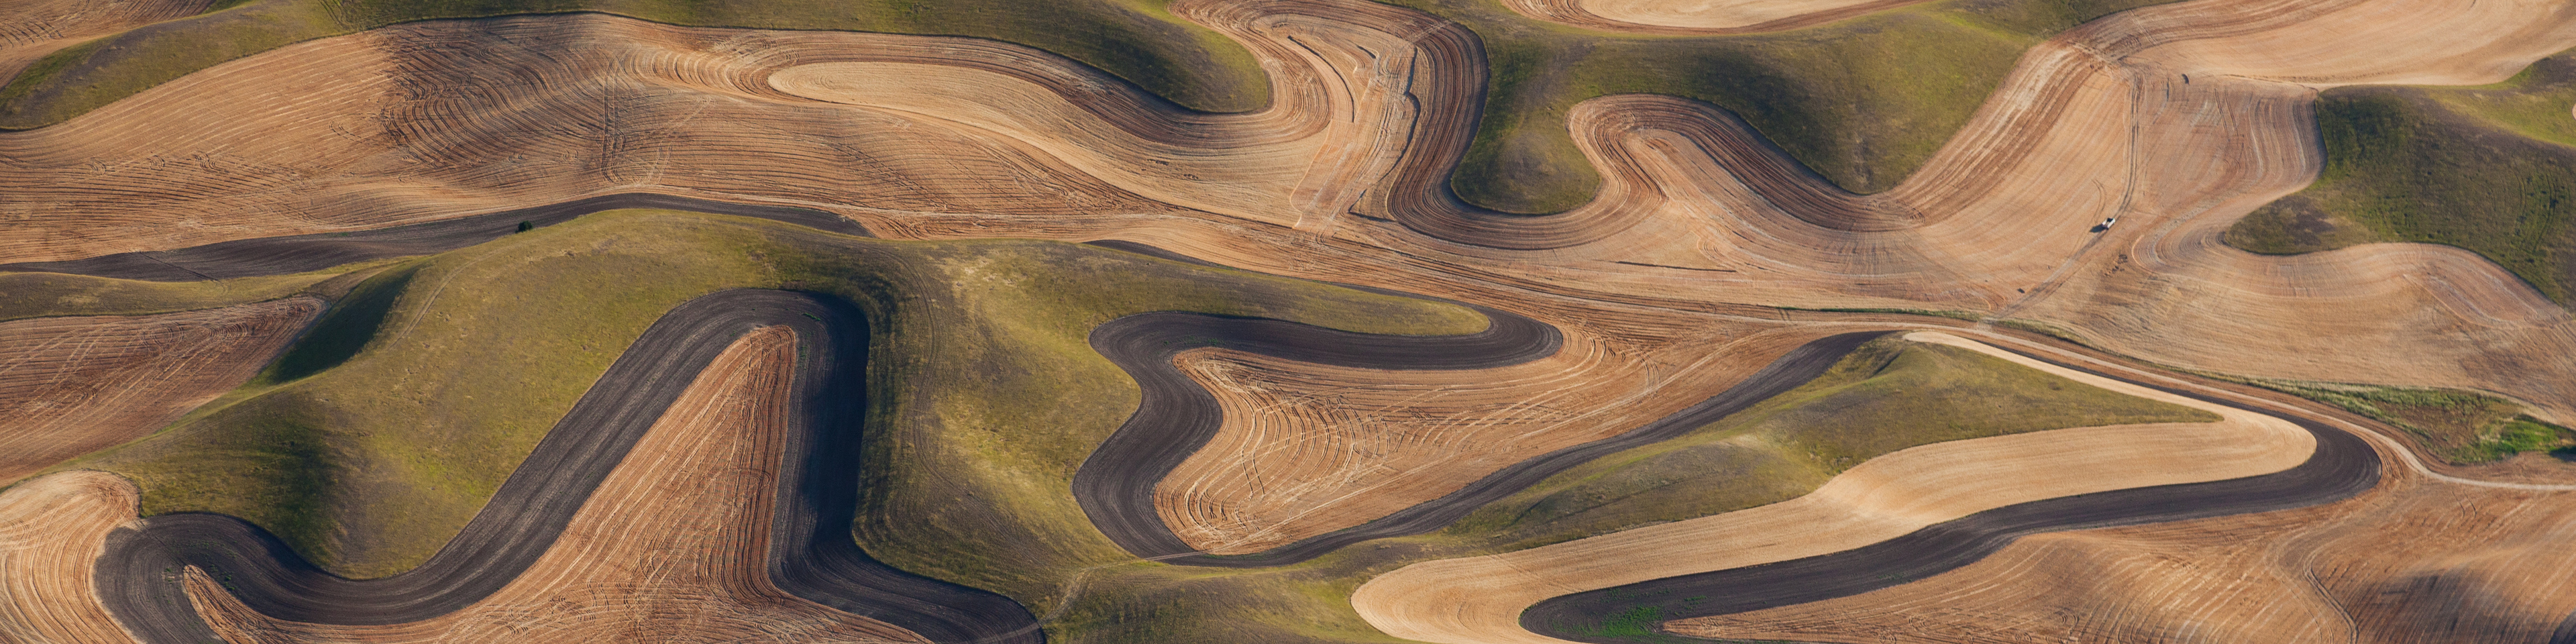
[1349,331,2320,644]
[1667,472,2576,643]
[0,298,322,484]
[0,13,1180,266]
[0,470,144,644]
[190,326,926,643]
[1157,321,1836,553]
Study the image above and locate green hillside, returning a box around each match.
[2228,50,2576,304]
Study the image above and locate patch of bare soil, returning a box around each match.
[1350,332,2316,644]
[1668,471,2576,643]
[1157,326,1833,553]
[0,470,144,644]
[0,298,321,483]
[191,326,926,643]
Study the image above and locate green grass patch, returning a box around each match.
[2457,416,2576,463]
[2226,49,2576,303]
[1388,0,2178,213]
[2184,371,2568,464]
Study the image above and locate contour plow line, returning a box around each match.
[0,299,321,484]
[1073,244,1866,559]
[82,290,1040,644]
[765,0,2576,414]
[3,0,2573,415]
[185,325,925,643]
[1075,290,1903,564]
[1351,331,2373,644]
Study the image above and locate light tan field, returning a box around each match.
[0,470,144,644]
[193,326,926,643]
[0,14,1178,265]
[1668,457,2576,643]
[0,298,321,484]
[1159,324,1832,553]
[1350,331,2318,644]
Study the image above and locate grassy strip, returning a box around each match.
[1442,334,2214,551]
[1396,0,2181,212]
[2226,50,2576,303]
[56,211,2213,641]
[8,0,2172,213]
[2180,370,2571,464]
[0,258,400,323]
[1803,307,1989,321]
[0,0,1266,129]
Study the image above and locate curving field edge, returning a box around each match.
[0,193,870,281]
[91,290,1040,644]
[1076,304,1880,567]
[1518,342,2382,643]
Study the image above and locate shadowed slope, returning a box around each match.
[1,0,2190,217]
[95,291,1038,644]
[1670,472,2576,644]
[0,299,320,483]
[1356,332,2369,644]
[193,326,930,643]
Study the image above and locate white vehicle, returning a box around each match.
[2098,217,2118,229]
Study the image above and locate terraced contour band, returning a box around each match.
[91,290,1041,644]
[1519,350,2383,643]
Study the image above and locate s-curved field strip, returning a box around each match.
[93,290,1038,644]
[1518,360,2378,642]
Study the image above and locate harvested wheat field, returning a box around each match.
[0,298,319,483]
[1666,461,2576,643]
[1350,332,2339,644]
[0,470,144,644]
[5,0,2575,641]
[191,325,926,644]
